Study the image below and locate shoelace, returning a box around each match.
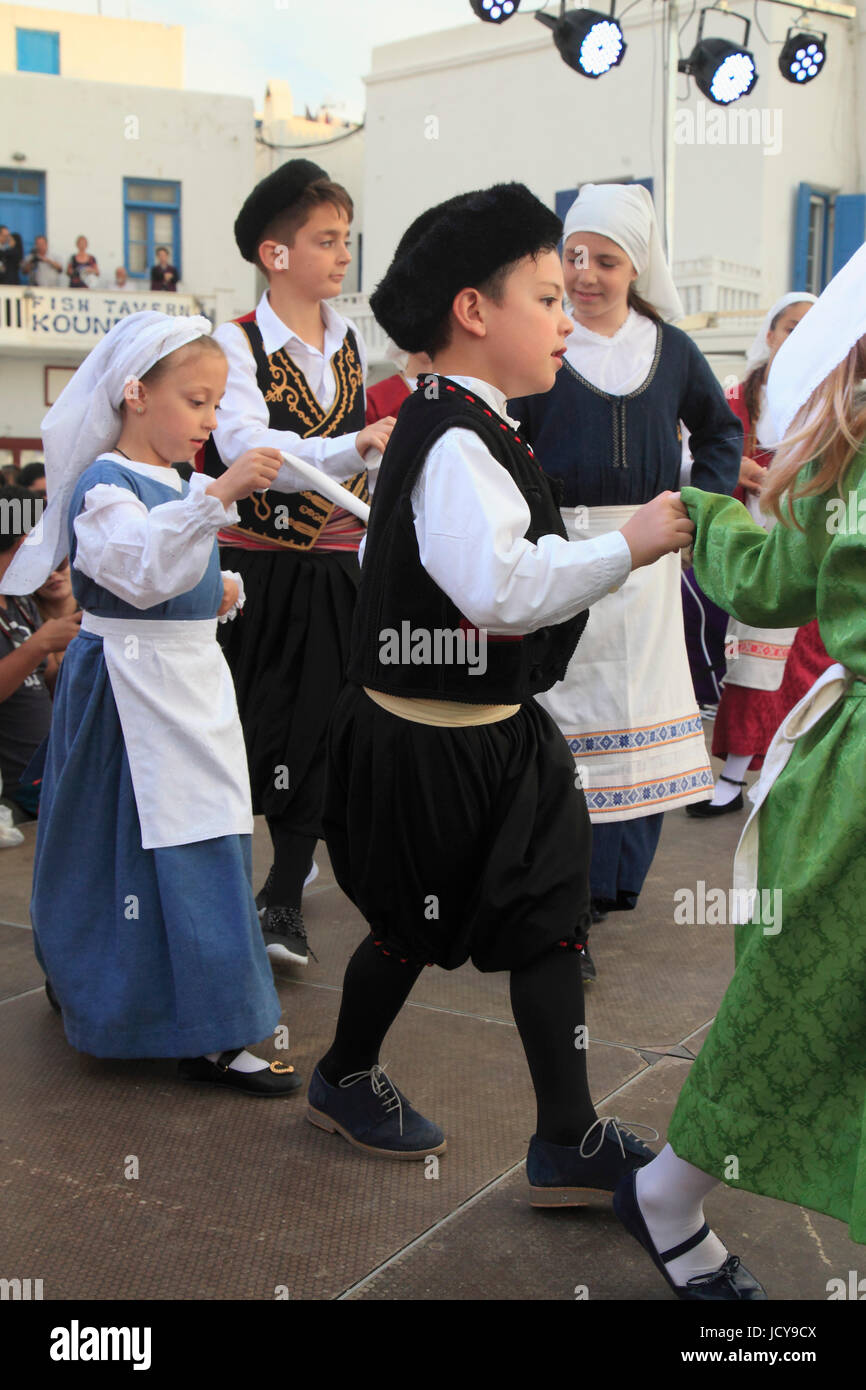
[579,1115,660,1160]
[338,1063,403,1136]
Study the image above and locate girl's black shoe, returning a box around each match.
[686,775,746,818]
[178,1050,303,1096]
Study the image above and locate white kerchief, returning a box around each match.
[745,291,817,372]
[1,311,213,594]
[383,337,410,373]
[768,242,866,441]
[562,183,683,324]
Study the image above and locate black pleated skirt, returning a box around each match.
[323,685,592,972]
[218,546,360,832]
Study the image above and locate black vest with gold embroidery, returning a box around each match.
[202,312,368,551]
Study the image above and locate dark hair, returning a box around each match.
[156,246,170,255]
[256,178,353,273]
[0,485,44,553]
[427,244,560,357]
[17,462,45,488]
[627,285,663,325]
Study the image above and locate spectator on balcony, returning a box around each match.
[22,236,63,288]
[0,225,22,285]
[150,247,179,293]
[17,463,46,497]
[66,236,100,289]
[114,266,129,289]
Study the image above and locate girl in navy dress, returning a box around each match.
[2,311,301,1095]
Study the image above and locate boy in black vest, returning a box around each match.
[307,183,695,1204]
[202,160,395,966]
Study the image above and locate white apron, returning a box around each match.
[82,612,254,851]
[536,504,713,822]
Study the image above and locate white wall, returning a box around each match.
[1,71,256,312]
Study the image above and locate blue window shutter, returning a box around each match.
[555,188,577,223]
[831,194,866,277]
[16,29,60,75]
[792,182,812,290]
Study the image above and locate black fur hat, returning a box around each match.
[369,183,563,353]
[234,158,329,263]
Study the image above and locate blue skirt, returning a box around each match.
[31,630,280,1058]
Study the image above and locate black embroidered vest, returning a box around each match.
[202,312,368,551]
[348,376,588,704]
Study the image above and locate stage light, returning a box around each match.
[679,10,757,105]
[779,29,827,84]
[470,0,520,22]
[535,7,626,79]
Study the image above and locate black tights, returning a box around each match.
[318,937,596,1146]
[264,817,317,910]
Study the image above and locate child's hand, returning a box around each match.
[620,491,695,570]
[206,449,283,507]
[217,576,239,617]
[739,456,766,494]
[356,417,395,460]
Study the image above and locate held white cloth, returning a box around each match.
[409,376,632,633]
[731,663,850,921]
[536,505,712,821]
[564,309,658,396]
[81,612,253,850]
[722,619,797,692]
[745,292,817,372]
[768,241,866,441]
[280,452,371,523]
[211,290,368,494]
[562,183,684,324]
[1,311,213,596]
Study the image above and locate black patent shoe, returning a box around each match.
[178,1050,303,1096]
[613,1170,767,1300]
[45,978,62,1014]
[686,775,746,818]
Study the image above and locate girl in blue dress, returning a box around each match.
[2,311,301,1094]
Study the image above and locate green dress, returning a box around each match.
[667,453,866,1245]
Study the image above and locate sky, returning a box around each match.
[13,0,506,118]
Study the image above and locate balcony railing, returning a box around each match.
[0,285,215,353]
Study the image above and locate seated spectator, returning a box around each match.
[0,225,22,285]
[22,236,63,288]
[66,236,100,289]
[0,487,80,819]
[150,246,179,292]
[114,266,129,289]
[17,463,46,497]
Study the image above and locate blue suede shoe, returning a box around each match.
[307,1064,446,1160]
[527,1116,658,1206]
[613,1170,767,1300]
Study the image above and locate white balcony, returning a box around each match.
[0,285,227,360]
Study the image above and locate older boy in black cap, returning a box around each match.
[306,183,694,1201]
[202,160,394,966]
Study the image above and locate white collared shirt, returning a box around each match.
[211,290,368,494]
[391,374,632,636]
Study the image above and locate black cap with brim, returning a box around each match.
[234,158,329,263]
[369,183,563,354]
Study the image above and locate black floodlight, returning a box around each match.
[470,0,521,21]
[536,6,626,79]
[679,9,758,105]
[779,29,827,84]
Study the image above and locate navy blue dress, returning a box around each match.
[30,459,281,1057]
[510,321,742,910]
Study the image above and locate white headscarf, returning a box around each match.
[745,291,817,372]
[768,243,866,441]
[383,337,410,374]
[562,183,684,324]
[1,310,214,595]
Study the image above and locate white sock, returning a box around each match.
[205,1049,269,1073]
[711,753,750,806]
[635,1144,728,1284]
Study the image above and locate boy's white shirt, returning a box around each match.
[211,290,369,492]
[360,373,632,636]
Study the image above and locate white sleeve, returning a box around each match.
[211,320,366,493]
[218,568,246,623]
[72,473,239,611]
[411,428,632,634]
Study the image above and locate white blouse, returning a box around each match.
[405,375,632,636]
[72,456,244,614]
[211,290,369,494]
[564,307,658,396]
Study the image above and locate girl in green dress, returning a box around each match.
[615,243,866,1300]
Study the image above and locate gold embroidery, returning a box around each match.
[252,492,272,521]
[269,1060,295,1074]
